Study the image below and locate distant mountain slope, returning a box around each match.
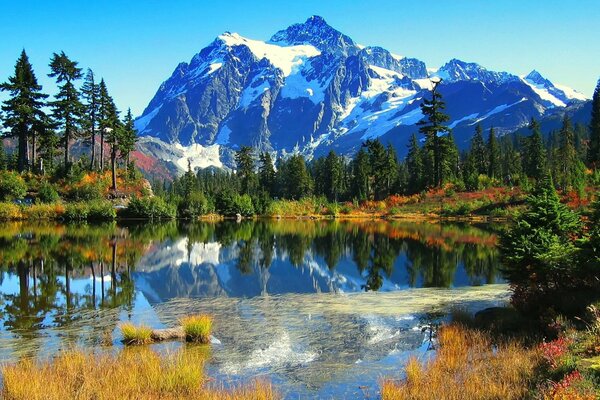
[134,15,589,174]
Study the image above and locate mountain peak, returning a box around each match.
[525,70,550,86]
[269,15,358,57]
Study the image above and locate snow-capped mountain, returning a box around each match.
[134,15,588,173]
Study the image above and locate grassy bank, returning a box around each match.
[1,348,275,400]
[382,316,600,400]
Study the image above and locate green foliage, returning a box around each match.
[124,196,176,220]
[178,191,210,219]
[588,79,600,168]
[88,200,116,220]
[0,171,27,200]
[37,181,59,203]
[499,177,584,314]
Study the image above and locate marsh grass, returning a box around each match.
[120,323,153,345]
[381,324,540,400]
[1,347,275,400]
[181,314,213,343]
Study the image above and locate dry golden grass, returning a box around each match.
[1,347,276,400]
[120,322,153,345]
[180,314,213,343]
[381,324,540,400]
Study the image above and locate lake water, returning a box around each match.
[0,219,509,398]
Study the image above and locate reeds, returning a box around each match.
[381,324,540,400]
[181,314,213,343]
[1,348,275,400]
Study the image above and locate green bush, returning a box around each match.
[23,203,64,220]
[124,196,176,220]
[67,182,104,201]
[0,171,27,201]
[63,203,90,221]
[178,192,210,219]
[88,200,116,220]
[234,194,254,217]
[0,202,22,220]
[37,181,60,203]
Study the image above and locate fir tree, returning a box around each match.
[81,68,99,169]
[323,150,344,202]
[588,79,600,168]
[97,79,110,170]
[258,152,276,196]
[417,80,451,187]
[101,95,122,190]
[48,51,84,166]
[487,127,500,179]
[120,108,137,168]
[406,133,424,192]
[235,146,256,195]
[0,139,6,170]
[0,50,48,171]
[523,118,547,181]
[352,148,370,201]
[471,124,487,175]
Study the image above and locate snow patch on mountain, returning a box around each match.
[521,77,566,107]
[135,106,161,132]
[174,143,223,171]
[218,32,320,76]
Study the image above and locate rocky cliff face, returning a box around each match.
[135,15,588,174]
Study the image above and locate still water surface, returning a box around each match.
[0,219,509,398]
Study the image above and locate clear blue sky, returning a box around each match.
[1,0,598,116]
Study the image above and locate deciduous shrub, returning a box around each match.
[0,171,27,200]
[37,182,60,203]
[124,196,176,220]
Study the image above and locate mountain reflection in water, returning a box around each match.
[0,219,507,397]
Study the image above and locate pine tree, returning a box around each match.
[523,118,547,181]
[48,51,84,167]
[366,140,388,200]
[324,150,344,202]
[258,152,276,196]
[81,68,99,170]
[235,146,256,195]
[442,132,459,181]
[0,50,48,172]
[406,133,424,192]
[120,108,137,168]
[471,124,487,175]
[557,115,586,194]
[417,80,451,187]
[487,127,500,179]
[97,79,110,170]
[588,79,600,168]
[101,95,122,190]
[352,148,370,201]
[0,139,6,170]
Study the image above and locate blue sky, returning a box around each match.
[1,0,598,116]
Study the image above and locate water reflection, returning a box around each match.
[0,219,506,397]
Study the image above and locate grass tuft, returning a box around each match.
[120,323,153,345]
[181,314,213,343]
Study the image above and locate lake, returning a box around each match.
[0,219,509,398]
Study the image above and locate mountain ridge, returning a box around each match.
[133,15,589,175]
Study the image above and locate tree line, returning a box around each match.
[158,78,600,216]
[0,50,137,190]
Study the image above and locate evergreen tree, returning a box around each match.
[366,140,388,200]
[278,155,312,199]
[406,133,424,192]
[417,80,451,187]
[120,108,137,168]
[0,50,48,171]
[442,132,460,181]
[471,124,487,175]
[235,146,256,195]
[97,79,110,170]
[0,139,6,170]
[487,127,500,179]
[258,152,276,196]
[101,95,123,190]
[557,115,586,194]
[588,79,600,168]
[81,68,99,169]
[523,118,547,181]
[48,51,84,166]
[323,150,344,202]
[351,148,370,201]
